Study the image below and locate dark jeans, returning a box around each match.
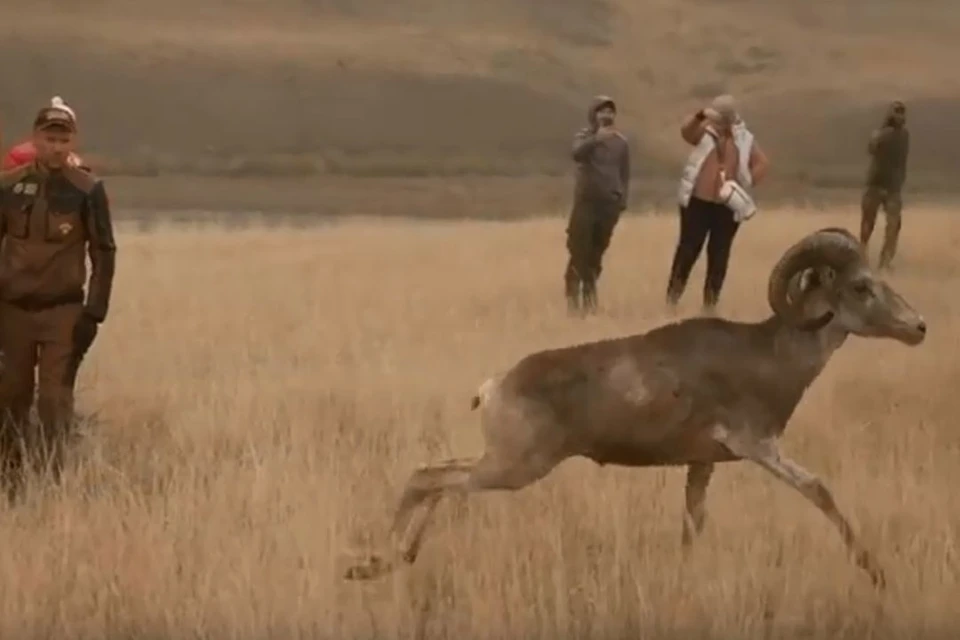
[666,196,740,308]
[564,198,622,312]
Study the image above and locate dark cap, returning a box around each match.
[33,107,77,132]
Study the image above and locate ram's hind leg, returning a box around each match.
[390,457,480,564]
[344,450,561,581]
[343,457,478,581]
[388,457,478,542]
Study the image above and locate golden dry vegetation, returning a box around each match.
[1,204,957,638]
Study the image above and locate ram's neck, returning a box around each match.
[731,314,847,439]
[767,313,849,390]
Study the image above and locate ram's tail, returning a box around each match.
[470,377,496,411]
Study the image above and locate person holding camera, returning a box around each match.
[666,94,769,314]
[860,100,909,271]
[564,95,631,316]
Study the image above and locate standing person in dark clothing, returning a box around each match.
[564,95,630,316]
[0,103,117,494]
[666,95,769,314]
[860,100,909,271]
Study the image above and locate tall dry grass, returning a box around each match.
[0,205,957,638]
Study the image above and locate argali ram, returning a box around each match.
[345,227,927,589]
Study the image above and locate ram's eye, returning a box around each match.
[852,281,871,295]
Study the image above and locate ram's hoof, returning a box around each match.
[343,554,394,581]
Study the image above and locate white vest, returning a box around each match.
[677,122,755,208]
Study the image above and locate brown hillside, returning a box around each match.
[2,1,958,183]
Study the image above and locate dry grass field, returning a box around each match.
[3,0,959,636]
[0,204,956,638]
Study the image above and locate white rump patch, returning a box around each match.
[475,377,498,405]
[470,378,497,409]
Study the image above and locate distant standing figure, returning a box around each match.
[666,95,769,313]
[860,100,909,270]
[0,102,117,493]
[564,95,630,315]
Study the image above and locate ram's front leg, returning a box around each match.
[681,462,714,549]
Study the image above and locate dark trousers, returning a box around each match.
[666,196,740,309]
[564,198,622,313]
[860,186,902,269]
[0,302,88,497]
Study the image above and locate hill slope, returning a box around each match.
[2,0,958,185]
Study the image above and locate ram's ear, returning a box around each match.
[817,266,838,288]
[792,266,837,295]
[794,268,819,292]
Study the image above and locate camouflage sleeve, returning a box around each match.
[0,183,5,243]
[0,172,15,243]
[867,129,880,154]
[901,129,910,186]
[619,139,631,210]
[571,128,600,161]
[82,180,118,322]
[868,127,891,155]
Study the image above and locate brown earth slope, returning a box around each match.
[2,0,958,186]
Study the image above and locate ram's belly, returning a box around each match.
[584,432,741,467]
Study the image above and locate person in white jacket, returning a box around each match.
[666,94,770,313]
